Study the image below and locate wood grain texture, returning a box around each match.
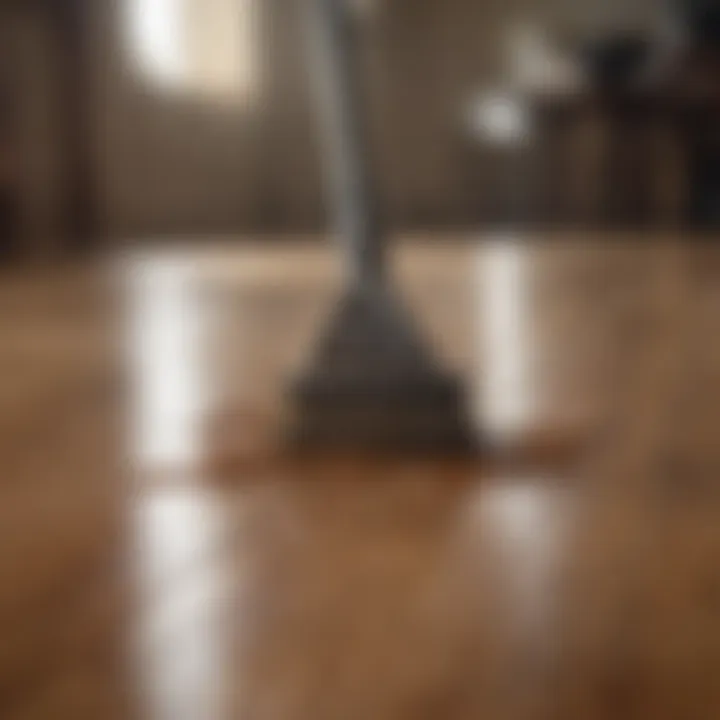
[1,236,719,719]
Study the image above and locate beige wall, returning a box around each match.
[10,0,664,246]
[93,0,324,238]
[95,0,524,236]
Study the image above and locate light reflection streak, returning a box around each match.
[125,255,232,719]
[467,479,567,642]
[134,487,232,720]
[476,238,533,439]
[127,257,207,471]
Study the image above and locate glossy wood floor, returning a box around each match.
[2,236,720,719]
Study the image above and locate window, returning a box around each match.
[126,0,258,102]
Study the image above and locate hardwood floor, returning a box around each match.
[1,236,720,718]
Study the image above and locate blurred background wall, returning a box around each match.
[1,0,670,255]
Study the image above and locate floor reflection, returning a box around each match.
[464,476,573,646]
[476,238,533,441]
[125,254,237,719]
[133,486,233,720]
[126,256,209,471]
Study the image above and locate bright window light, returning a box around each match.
[126,0,258,101]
